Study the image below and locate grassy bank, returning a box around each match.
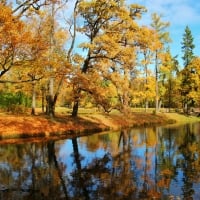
[0,108,200,140]
[163,112,200,124]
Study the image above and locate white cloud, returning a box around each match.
[167,4,200,26]
[129,0,200,26]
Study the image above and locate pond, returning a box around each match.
[0,123,200,200]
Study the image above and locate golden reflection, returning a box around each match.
[0,123,200,199]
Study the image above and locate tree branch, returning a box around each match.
[0,76,43,84]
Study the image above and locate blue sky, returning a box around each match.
[128,0,200,66]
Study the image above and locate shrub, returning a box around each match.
[0,91,31,113]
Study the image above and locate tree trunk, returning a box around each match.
[31,82,36,115]
[145,100,149,112]
[122,92,130,114]
[158,99,162,111]
[46,3,55,118]
[46,77,55,117]
[46,94,55,117]
[41,87,45,113]
[168,78,172,112]
[184,102,188,114]
[144,52,148,113]
[155,51,159,114]
[72,100,79,117]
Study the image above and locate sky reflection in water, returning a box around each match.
[0,123,200,199]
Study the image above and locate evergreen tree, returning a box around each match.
[181,26,195,68]
[180,26,196,113]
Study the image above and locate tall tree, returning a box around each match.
[159,49,179,111]
[71,0,146,117]
[71,0,124,117]
[137,26,159,112]
[181,26,195,68]
[43,1,70,117]
[180,26,195,113]
[151,13,171,113]
[45,2,57,117]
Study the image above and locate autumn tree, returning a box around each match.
[130,75,155,108]
[71,0,146,116]
[179,57,200,112]
[45,2,58,117]
[137,26,160,111]
[0,3,48,113]
[151,13,171,113]
[1,1,72,115]
[37,1,71,117]
[12,13,52,115]
[159,49,179,111]
[71,0,122,116]
[0,3,35,81]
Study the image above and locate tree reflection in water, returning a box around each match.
[0,123,200,199]
[178,124,198,199]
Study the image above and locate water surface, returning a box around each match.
[0,123,200,199]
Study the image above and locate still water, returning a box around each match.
[0,123,200,200]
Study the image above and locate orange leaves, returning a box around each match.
[0,5,25,45]
[0,3,35,78]
[0,3,12,22]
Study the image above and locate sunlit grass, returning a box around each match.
[46,106,200,124]
[164,112,200,123]
[54,107,99,115]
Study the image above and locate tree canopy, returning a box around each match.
[0,0,200,116]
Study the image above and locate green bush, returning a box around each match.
[0,91,31,113]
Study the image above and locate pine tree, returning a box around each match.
[180,26,196,113]
[181,26,195,68]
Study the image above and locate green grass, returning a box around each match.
[164,112,200,124]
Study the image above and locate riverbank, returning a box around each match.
[0,110,200,140]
